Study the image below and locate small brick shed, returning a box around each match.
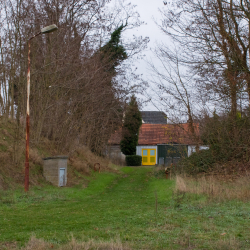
[43,156,68,186]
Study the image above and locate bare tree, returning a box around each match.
[0,0,148,158]
[157,0,250,117]
[149,45,201,147]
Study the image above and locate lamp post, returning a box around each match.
[25,24,58,192]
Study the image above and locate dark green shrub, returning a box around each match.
[125,155,142,166]
[120,95,142,155]
[177,149,215,175]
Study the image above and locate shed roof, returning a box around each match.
[109,123,199,146]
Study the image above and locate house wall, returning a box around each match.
[188,145,209,157]
[136,144,209,166]
[106,145,126,165]
[136,145,158,164]
[157,144,188,166]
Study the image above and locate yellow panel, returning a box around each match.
[142,148,156,165]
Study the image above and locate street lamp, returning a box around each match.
[25,24,58,192]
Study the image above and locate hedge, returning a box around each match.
[125,155,142,166]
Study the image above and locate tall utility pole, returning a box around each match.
[25,24,58,192]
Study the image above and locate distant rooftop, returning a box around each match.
[109,123,200,145]
[141,111,167,124]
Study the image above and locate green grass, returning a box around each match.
[0,167,250,249]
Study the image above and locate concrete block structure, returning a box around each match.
[43,156,68,186]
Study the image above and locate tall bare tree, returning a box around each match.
[158,0,250,117]
[0,0,148,157]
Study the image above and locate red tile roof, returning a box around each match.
[109,123,199,145]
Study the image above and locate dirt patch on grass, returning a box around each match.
[0,241,18,250]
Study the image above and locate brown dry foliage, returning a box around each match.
[0,118,116,189]
[70,158,90,174]
[211,237,241,250]
[29,148,43,166]
[0,0,148,156]
[175,174,250,202]
[17,236,130,250]
[69,146,110,173]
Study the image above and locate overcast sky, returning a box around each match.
[123,0,171,111]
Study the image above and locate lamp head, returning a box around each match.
[41,24,58,34]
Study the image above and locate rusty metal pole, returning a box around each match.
[24,39,31,192]
[24,25,57,192]
[24,34,40,192]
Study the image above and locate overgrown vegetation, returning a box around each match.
[175,174,250,202]
[1,167,250,250]
[201,112,250,162]
[177,111,250,175]
[0,0,148,154]
[148,0,250,174]
[177,149,215,175]
[0,117,114,189]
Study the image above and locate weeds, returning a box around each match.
[1,235,130,250]
[208,237,242,250]
[175,174,250,201]
[171,189,186,208]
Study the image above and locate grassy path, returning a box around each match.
[0,167,250,249]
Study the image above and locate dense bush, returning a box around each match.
[125,155,142,166]
[178,111,250,175]
[201,112,250,162]
[177,149,215,175]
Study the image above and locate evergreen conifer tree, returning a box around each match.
[120,95,142,155]
[100,24,127,76]
[88,24,127,154]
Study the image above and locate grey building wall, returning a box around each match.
[106,145,126,165]
[188,145,209,157]
[43,156,68,186]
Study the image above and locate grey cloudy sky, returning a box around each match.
[124,0,171,111]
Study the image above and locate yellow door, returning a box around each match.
[142,149,156,165]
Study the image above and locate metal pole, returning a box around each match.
[24,32,41,192]
[24,26,57,192]
[24,39,31,192]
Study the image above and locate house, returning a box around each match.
[108,111,207,165]
[108,111,167,160]
[135,123,201,166]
